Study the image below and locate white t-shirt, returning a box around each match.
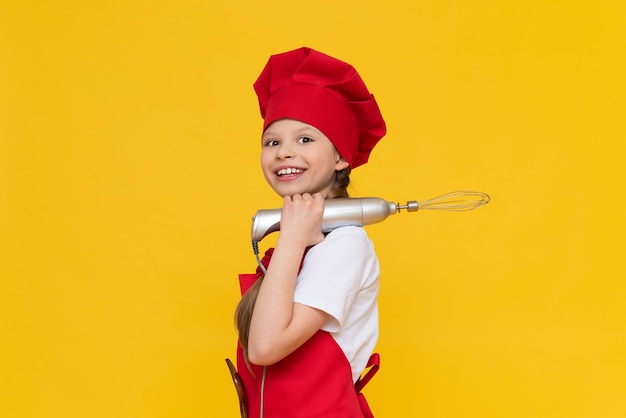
[293,226,380,382]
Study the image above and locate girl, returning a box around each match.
[232,47,386,418]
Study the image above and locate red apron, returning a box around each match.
[235,248,379,418]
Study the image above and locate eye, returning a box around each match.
[264,139,279,147]
[298,136,313,144]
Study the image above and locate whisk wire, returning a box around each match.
[417,190,490,212]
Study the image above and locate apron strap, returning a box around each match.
[355,352,380,393]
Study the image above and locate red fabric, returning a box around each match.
[235,248,378,417]
[236,329,365,417]
[239,248,274,295]
[355,353,380,393]
[355,354,380,418]
[253,47,386,168]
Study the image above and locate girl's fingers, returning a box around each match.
[288,193,320,202]
[285,193,314,203]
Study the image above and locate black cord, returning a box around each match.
[252,240,267,275]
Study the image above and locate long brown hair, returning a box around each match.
[234,167,352,358]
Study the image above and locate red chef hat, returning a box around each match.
[253,47,386,168]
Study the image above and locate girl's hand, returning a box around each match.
[279,193,325,247]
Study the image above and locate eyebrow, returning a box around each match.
[262,126,321,138]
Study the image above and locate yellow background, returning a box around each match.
[2,1,625,417]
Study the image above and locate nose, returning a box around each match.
[276,143,295,159]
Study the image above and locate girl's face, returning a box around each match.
[260,119,349,198]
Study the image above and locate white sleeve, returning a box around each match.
[293,226,378,332]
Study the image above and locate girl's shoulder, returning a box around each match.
[317,226,376,258]
[325,225,371,242]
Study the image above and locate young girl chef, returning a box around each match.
[232,46,386,418]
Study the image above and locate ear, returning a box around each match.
[335,155,350,171]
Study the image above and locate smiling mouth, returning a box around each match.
[276,168,304,176]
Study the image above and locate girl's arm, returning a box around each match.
[247,193,330,366]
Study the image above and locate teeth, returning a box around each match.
[277,168,303,176]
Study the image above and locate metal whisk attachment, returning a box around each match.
[397,190,490,212]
